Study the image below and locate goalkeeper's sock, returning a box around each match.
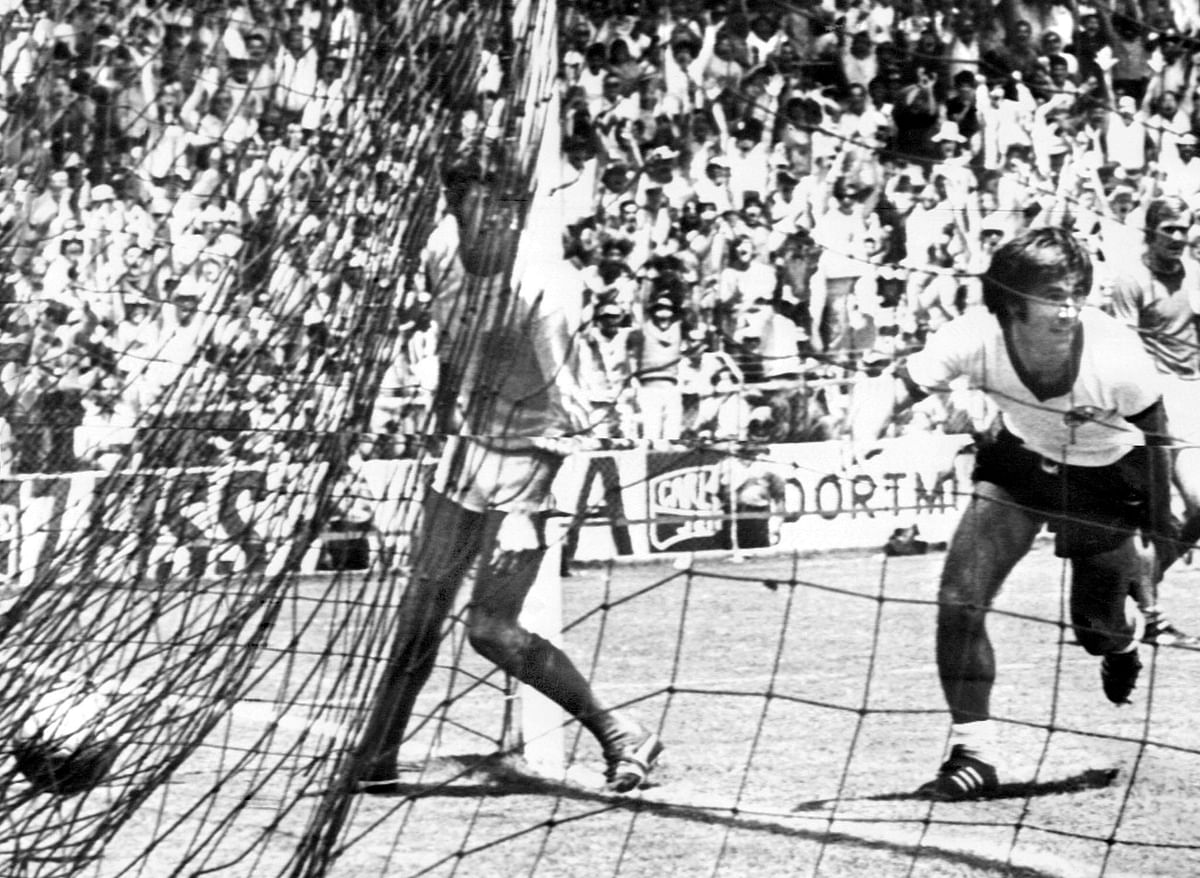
[949,720,997,763]
[517,633,634,743]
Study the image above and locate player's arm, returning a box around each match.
[1104,272,1142,325]
[1127,397,1178,569]
[847,360,926,461]
[528,270,594,438]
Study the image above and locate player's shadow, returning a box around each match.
[348,752,1088,878]
[791,766,1120,811]
[351,752,657,799]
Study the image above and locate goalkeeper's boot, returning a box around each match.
[603,729,663,794]
[1143,616,1199,648]
[915,745,998,801]
[1101,650,1143,705]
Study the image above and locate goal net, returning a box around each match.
[0,1,1198,877]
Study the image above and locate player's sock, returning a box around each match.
[949,719,997,763]
[516,633,644,751]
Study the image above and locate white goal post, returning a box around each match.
[515,515,569,779]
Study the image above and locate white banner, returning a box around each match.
[0,436,976,596]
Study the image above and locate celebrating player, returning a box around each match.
[851,227,1173,800]
[353,148,663,794]
[1107,196,1200,645]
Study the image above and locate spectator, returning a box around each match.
[629,297,687,442]
[581,300,637,439]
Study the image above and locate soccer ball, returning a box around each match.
[11,676,121,796]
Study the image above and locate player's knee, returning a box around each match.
[1073,611,1137,655]
[1070,556,1139,655]
[937,599,988,637]
[465,608,526,670]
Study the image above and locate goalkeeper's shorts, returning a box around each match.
[432,436,563,515]
[972,429,1150,558]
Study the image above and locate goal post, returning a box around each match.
[513,514,569,779]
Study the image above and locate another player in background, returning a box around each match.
[851,227,1174,800]
[1107,196,1200,646]
[354,150,663,794]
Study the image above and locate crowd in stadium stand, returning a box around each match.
[0,0,388,473]
[544,0,1200,447]
[0,0,1198,474]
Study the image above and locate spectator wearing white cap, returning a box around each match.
[1160,133,1200,204]
[581,299,637,439]
[80,182,129,256]
[929,120,975,195]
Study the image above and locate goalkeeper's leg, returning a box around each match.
[466,509,662,792]
[355,491,484,782]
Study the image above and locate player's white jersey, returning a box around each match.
[421,215,592,443]
[906,307,1163,467]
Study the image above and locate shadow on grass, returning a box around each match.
[336,753,1111,878]
[791,766,1120,811]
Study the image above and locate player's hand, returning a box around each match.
[490,511,542,577]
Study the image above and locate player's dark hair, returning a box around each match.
[981,227,1092,324]
[1143,196,1189,244]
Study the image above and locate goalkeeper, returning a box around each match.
[354,150,662,794]
[850,227,1173,801]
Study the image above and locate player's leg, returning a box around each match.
[919,480,1041,800]
[1069,537,1146,704]
[465,509,661,792]
[354,491,484,784]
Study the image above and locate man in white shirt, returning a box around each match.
[852,227,1172,800]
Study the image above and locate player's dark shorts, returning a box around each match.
[973,429,1149,558]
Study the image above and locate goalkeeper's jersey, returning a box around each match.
[422,216,592,445]
[905,307,1163,467]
